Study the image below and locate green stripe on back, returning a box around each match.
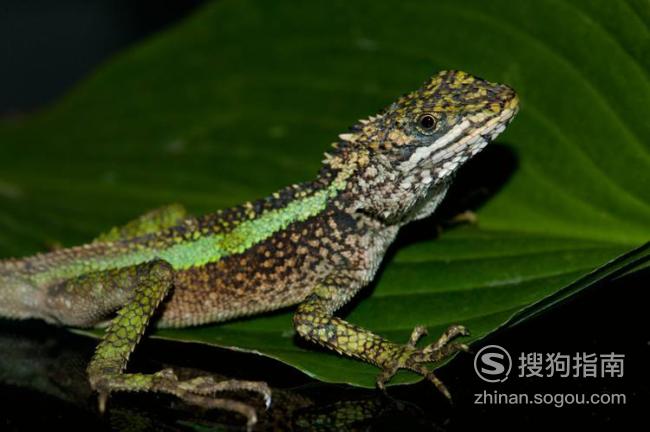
[33,180,346,286]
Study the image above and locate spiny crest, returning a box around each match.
[320,112,391,175]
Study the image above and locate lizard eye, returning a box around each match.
[416,114,437,133]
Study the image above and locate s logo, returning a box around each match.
[474,344,511,383]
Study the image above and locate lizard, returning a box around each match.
[0,70,519,429]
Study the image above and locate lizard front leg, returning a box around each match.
[83,260,270,429]
[293,283,469,399]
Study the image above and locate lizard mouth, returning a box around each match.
[477,94,520,146]
[423,92,519,179]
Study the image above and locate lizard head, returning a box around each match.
[325,70,519,223]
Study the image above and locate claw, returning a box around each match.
[245,412,258,432]
[375,324,470,400]
[97,392,108,414]
[423,324,470,353]
[408,325,429,346]
[426,372,452,401]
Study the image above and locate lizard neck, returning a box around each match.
[317,149,450,228]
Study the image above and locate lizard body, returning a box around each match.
[0,70,519,428]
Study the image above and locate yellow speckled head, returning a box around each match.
[335,70,518,171]
[398,69,518,116]
[329,70,519,222]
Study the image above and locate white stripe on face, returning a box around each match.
[428,107,515,168]
[398,119,471,172]
[405,105,516,173]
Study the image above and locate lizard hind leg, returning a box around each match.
[86,259,270,430]
[93,203,188,243]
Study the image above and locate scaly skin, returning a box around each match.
[0,70,519,428]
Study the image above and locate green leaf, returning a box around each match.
[1,0,649,387]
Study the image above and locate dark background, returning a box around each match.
[0,0,203,115]
[1,1,647,430]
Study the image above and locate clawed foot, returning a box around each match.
[448,210,477,225]
[436,210,478,236]
[94,370,271,431]
[376,324,470,401]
